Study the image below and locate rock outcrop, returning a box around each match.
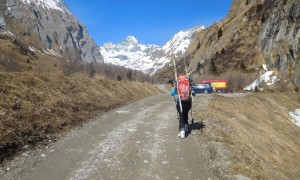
[187,0,299,84]
[0,0,103,63]
[258,0,300,83]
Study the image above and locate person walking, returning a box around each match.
[170,74,195,139]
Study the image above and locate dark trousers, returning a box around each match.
[176,99,191,130]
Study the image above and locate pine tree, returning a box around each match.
[221,48,225,54]
[217,27,223,40]
[210,58,218,75]
[127,70,132,81]
[196,62,202,72]
[240,61,246,72]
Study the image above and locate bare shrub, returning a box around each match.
[229,77,245,90]
[269,80,289,92]
[197,73,217,82]
[116,75,122,81]
[60,48,153,82]
[84,62,96,78]
[13,38,35,56]
[62,61,77,76]
[61,47,84,76]
[77,62,154,83]
[126,70,133,81]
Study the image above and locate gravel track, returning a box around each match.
[1,92,218,180]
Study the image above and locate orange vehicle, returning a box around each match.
[199,80,229,93]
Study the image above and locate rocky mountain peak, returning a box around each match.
[124,36,139,44]
[2,0,103,63]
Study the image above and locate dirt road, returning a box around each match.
[1,91,218,180]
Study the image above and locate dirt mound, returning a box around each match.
[0,72,161,164]
[197,92,300,179]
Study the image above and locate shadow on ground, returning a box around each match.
[186,121,206,137]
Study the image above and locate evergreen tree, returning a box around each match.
[196,62,202,72]
[221,48,225,54]
[117,74,122,81]
[240,61,246,72]
[127,70,132,81]
[217,27,223,40]
[210,58,218,75]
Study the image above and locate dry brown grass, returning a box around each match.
[0,30,62,74]
[0,30,162,164]
[198,92,300,179]
[0,72,161,163]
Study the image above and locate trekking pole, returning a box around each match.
[191,98,194,124]
[172,58,182,112]
[189,71,195,124]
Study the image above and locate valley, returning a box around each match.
[0,0,299,179]
[1,89,299,179]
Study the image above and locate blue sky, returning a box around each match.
[63,0,232,46]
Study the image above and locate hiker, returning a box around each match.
[170,74,195,139]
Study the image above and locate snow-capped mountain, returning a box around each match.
[100,26,205,74]
[162,26,205,58]
[100,36,159,73]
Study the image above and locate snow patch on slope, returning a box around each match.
[244,64,279,91]
[289,109,300,127]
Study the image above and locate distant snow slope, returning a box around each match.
[100,36,160,73]
[100,26,205,74]
[162,26,205,58]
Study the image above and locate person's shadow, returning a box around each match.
[186,120,206,137]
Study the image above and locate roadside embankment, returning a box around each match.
[0,72,161,164]
[195,92,300,179]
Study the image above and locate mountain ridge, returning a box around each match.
[1,0,103,63]
[100,26,205,74]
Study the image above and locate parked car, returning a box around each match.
[192,84,213,94]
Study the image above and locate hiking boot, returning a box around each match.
[184,124,189,132]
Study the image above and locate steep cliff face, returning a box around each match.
[0,0,103,63]
[188,0,299,84]
[258,0,300,83]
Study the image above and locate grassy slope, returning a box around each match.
[196,93,300,179]
[0,72,161,163]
